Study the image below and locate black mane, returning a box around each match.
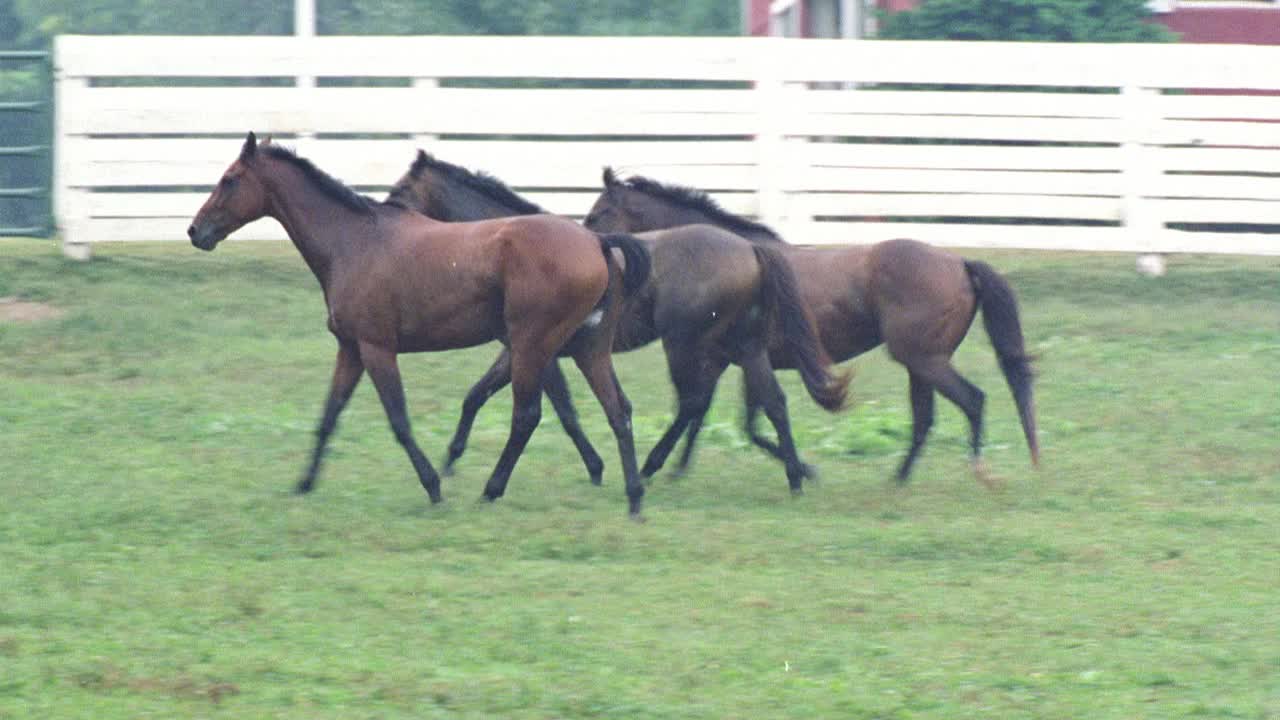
[263,144,377,215]
[622,175,785,243]
[391,151,547,215]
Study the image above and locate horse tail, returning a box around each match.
[598,233,651,298]
[753,244,850,412]
[964,259,1040,466]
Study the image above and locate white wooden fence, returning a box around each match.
[54,35,1280,258]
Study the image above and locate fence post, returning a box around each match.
[412,77,440,148]
[1121,84,1165,274]
[294,2,317,153]
[755,38,785,229]
[53,38,90,260]
[755,37,810,235]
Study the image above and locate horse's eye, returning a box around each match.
[220,176,238,190]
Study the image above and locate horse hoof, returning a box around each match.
[294,481,314,495]
[629,511,647,524]
[441,465,456,478]
[789,486,804,498]
[589,473,604,486]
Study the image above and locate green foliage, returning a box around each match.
[878,0,1178,42]
[10,0,737,46]
[13,0,291,43]
[325,0,738,36]
[0,62,49,234]
[0,0,23,46]
[1,240,1278,718]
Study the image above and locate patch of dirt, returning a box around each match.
[0,297,64,323]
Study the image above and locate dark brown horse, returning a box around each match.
[186,133,652,517]
[386,150,849,493]
[584,169,1039,485]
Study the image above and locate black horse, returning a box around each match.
[585,169,1039,486]
[386,151,849,494]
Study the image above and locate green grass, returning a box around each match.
[1,238,1278,719]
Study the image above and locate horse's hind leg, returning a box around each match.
[672,356,729,478]
[740,346,810,495]
[542,360,606,485]
[641,342,722,479]
[742,377,815,481]
[359,341,442,503]
[906,358,990,487]
[743,392,782,459]
[297,340,365,494]
[895,371,936,483]
[574,350,644,519]
[444,349,512,475]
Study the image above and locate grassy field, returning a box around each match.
[1,238,1277,719]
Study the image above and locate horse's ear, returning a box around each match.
[240,131,258,160]
[602,167,620,190]
[409,149,430,177]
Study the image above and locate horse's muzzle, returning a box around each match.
[187,223,221,251]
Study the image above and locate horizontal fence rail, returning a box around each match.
[53,35,1280,256]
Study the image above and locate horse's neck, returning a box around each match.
[449,182,533,222]
[664,206,778,245]
[262,161,364,284]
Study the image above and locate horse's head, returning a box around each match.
[385,150,436,215]
[586,167,703,234]
[387,150,547,222]
[583,167,639,233]
[187,132,273,251]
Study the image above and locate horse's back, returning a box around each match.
[343,212,609,351]
[643,224,760,288]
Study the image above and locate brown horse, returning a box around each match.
[186,133,652,517]
[584,169,1040,485]
[385,150,849,493]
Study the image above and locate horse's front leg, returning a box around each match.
[443,349,513,475]
[445,350,605,485]
[541,360,606,485]
[297,340,364,494]
[359,341,442,503]
[479,345,547,505]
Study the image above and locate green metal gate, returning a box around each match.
[0,50,52,238]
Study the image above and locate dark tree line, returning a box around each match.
[878,0,1175,42]
[4,0,739,46]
